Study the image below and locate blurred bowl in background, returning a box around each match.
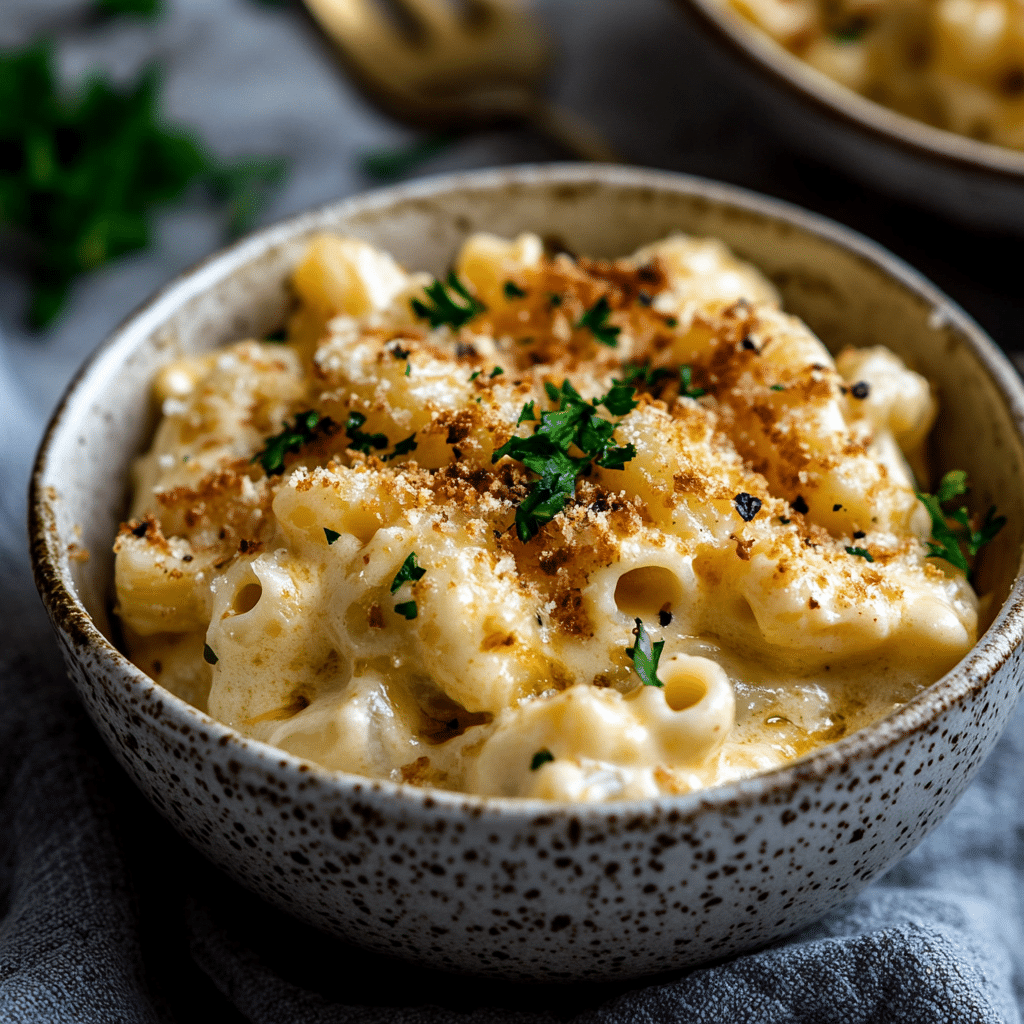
[672,0,1024,234]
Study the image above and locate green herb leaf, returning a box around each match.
[680,365,706,399]
[265,328,287,343]
[405,361,411,377]
[344,411,389,455]
[503,281,527,299]
[626,618,664,687]
[391,552,426,594]
[490,366,504,378]
[599,383,640,417]
[411,272,485,329]
[203,643,218,665]
[916,470,1004,576]
[530,749,554,771]
[208,156,288,237]
[253,410,334,475]
[360,132,456,183]
[384,433,418,461]
[96,0,163,16]
[846,546,875,562]
[394,600,417,620]
[770,384,786,392]
[324,528,340,545]
[494,381,637,540]
[576,295,620,347]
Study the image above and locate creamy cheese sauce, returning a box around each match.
[113,231,980,801]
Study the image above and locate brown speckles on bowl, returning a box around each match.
[28,165,1024,981]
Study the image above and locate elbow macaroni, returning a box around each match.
[114,230,982,801]
[722,0,1024,149]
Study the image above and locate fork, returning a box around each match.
[302,0,620,162]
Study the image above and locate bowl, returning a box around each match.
[29,164,1024,981]
[671,0,1024,234]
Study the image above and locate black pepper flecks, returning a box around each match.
[851,381,870,399]
[853,530,866,539]
[734,492,762,522]
[658,608,673,627]
[741,337,758,352]
[793,495,809,515]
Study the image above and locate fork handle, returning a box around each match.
[523,98,622,163]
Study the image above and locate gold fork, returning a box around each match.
[302,0,620,162]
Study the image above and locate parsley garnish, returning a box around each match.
[846,546,874,562]
[1,42,287,329]
[391,553,426,593]
[490,366,504,378]
[360,132,455,182]
[469,370,481,382]
[504,281,527,299]
[254,410,334,475]
[411,272,485,329]
[265,328,287,343]
[530,749,555,771]
[917,471,1005,575]
[617,363,675,389]
[576,296,620,347]
[493,380,638,541]
[394,601,418,620]
[383,433,418,461]
[324,528,340,545]
[770,384,786,392]
[626,618,664,687]
[680,365,706,399]
[203,643,218,665]
[517,401,537,425]
[344,411,388,455]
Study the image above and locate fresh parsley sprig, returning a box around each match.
[916,470,1005,575]
[253,410,335,475]
[493,380,638,541]
[575,296,620,347]
[1,41,287,329]
[626,618,664,688]
[411,272,485,329]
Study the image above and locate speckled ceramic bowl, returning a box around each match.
[671,0,1024,234]
[30,165,1024,981]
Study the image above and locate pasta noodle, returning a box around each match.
[113,230,986,801]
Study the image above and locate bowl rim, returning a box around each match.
[674,0,1024,181]
[29,162,1024,824]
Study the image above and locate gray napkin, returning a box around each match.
[2,1,1023,1021]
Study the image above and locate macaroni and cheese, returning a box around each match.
[114,231,986,801]
[723,0,1024,149]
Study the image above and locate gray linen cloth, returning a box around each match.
[2,1,1023,1021]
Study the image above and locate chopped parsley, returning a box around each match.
[846,546,875,562]
[576,296,620,347]
[792,495,809,515]
[530,749,555,771]
[548,293,564,307]
[405,362,412,377]
[344,411,388,455]
[394,601,418,620]
[626,618,664,688]
[391,553,426,594]
[469,370,482,382]
[323,528,341,545]
[770,384,786,392]
[734,493,762,522]
[383,433,418,462]
[680,365,706,399]
[254,410,334,475]
[664,316,678,328]
[490,366,504,378]
[203,643,218,665]
[917,470,1005,576]
[493,380,638,541]
[617,363,675,389]
[265,328,287,343]
[503,281,527,299]
[411,272,485,329]
[517,401,537,425]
